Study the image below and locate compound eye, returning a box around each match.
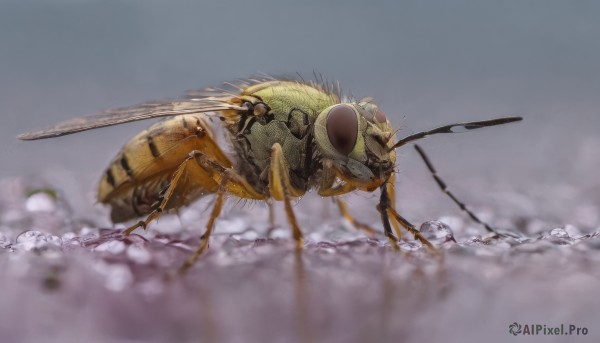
[326,105,358,155]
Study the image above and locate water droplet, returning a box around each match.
[25,192,56,212]
[14,230,62,251]
[93,262,133,292]
[218,217,250,234]
[540,227,574,245]
[231,229,259,241]
[268,227,290,239]
[79,226,98,236]
[550,228,570,239]
[0,232,10,249]
[564,224,582,238]
[127,243,152,264]
[94,240,126,254]
[419,221,455,245]
[61,232,76,241]
[397,240,423,251]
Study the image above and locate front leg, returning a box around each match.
[377,181,400,246]
[378,180,436,251]
[335,199,377,237]
[383,173,404,240]
[318,159,382,237]
[268,143,305,249]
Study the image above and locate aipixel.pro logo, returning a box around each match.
[509,322,588,336]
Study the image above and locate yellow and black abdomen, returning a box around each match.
[98,114,231,223]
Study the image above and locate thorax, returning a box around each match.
[225,81,338,192]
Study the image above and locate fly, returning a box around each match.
[18,75,522,272]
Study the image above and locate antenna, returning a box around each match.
[414,144,503,236]
[391,116,522,150]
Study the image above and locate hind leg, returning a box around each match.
[124,149,267,236]
[178,187,226,274]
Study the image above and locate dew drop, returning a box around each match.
[419,221,455,245]
[550,228,570,239]
[94,240,126,254]
[14,230,62,251]
[231,229,259,241]
[94,262,133,292]
[126,244,152,264]
[397,240,423,251]
[0,232,10,249]
[25,192,56,212]
[564,224,582,238]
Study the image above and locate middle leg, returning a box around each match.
[269,143,305,249]
[336,198,377,237]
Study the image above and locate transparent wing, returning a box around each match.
[18,98,245,140]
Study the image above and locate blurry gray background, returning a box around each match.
[2,0,600,226]
[2,2,600,343]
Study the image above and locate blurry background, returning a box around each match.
[2,0,600,227]
[2,2,600,343]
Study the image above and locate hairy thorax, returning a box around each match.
[224,81,339,193]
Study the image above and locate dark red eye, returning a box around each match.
[374,110,387,123]
[326,105,358,155]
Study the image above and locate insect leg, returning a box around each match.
[265,200,278,238]
[173,152,268,271]
[317,160,378,236]
[191,151,267,200]
[269,143,304,249]
[178,187,226,274]
[268,200,276,227]
[122,150,205,236]
[336,199,378,237]
[317,159,357,197]
[377,180,437,251]
[385,204,436,251]
[414,144,502,236]
[122,147,265,236]
[376,182,400,247]
[384,173,404,240]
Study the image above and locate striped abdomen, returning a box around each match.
[97,114,231,222]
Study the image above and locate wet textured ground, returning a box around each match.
[3,1,600,342]
[1,177,599,343]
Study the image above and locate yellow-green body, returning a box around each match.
[226,81,339,192]
[18,75,520,260]
[95,78,397,222]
